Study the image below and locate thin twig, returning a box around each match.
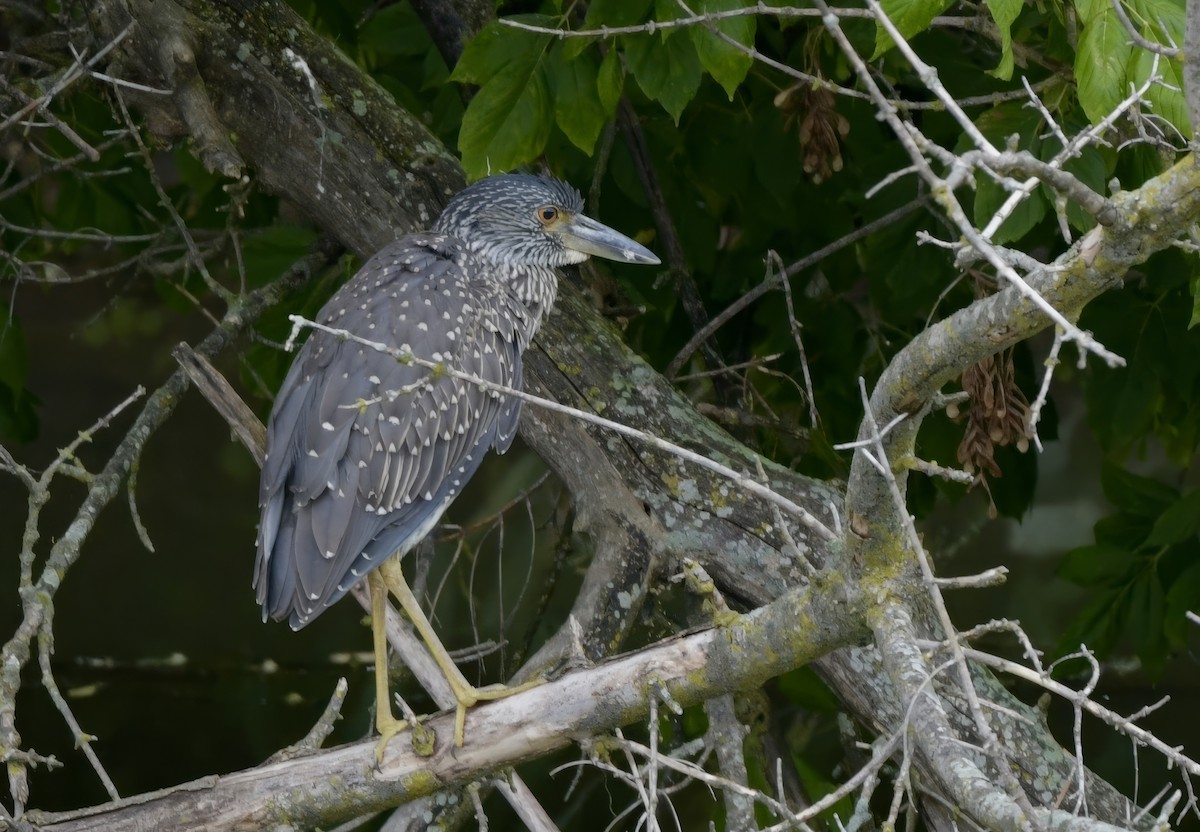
[665,201,923,378]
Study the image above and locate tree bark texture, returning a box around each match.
[52,0,1193,828]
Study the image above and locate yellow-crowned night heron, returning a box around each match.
[255,174,659,756]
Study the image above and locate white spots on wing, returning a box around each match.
[264,228,557,626]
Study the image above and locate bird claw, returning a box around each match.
[449,677,546,747]
[373,717,406,765]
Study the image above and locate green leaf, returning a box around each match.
[359,3,430,57]
[966,102,1052,242]
[1058,544,1135,587]
[1128,0,1185,47]
[1094,512,1155,549]
[974,174,1047,244]
[1128,570,1167,673]
[1164,563,1200,647]
[0,304,28,394]
[545,45,607,155]
[1146,487,1200,545]
[585,0,654,26]
[1057,146,1108,233]
[1074,0,1104,25]
[1075,6,1133,125]
[625,32,702,123]
[654,0,690,33]
[872,0,956,57]
[1129,49,1192,139]
[451,17,555,84]
[597,46,623,117]
[1114,367,1160,448]
[568,0,653,58]
[1121,0,1187,136]
[241,226,319,288]
[1100,461,1178,517]
[453,21,554,177]
[688,0,756,99]
[1054,590,1125,658]
[457,64,552,178]
[984,0,1021,79]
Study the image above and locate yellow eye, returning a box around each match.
[536,206,559,224]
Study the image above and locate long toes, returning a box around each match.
[454,704,467,747]
[374,721,407,764]
[472,678,545,701]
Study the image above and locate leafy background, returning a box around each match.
[1,0,1198,826]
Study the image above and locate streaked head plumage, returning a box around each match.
[433,174,659,268]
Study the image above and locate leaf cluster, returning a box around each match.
[1057,463,1200,675]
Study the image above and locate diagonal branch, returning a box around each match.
[27,579,860,832]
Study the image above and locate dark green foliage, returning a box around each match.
[5,0,1200,822]
[1055,464,1200,674]
[0,306,37,442]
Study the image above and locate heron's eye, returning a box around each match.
[536,206,559,225]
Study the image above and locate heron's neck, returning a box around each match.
[487,261,559,340]
[499,262,557,309]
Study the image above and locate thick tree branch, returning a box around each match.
[0,242,334,815]
[27,581,859,832]
[74,1,1189,829]
[846,152,1200,533]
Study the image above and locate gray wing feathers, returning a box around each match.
[255,235,532,627]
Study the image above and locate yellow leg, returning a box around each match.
[369,570,407,763]
[378,557,543,746]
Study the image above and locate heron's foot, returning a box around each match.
[373,706,437,762]
[374,712,407,764]
[448,677,546,747]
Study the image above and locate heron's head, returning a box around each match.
[433,174,660,268]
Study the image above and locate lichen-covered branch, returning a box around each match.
[54,1,1197,830]
[27,580,858,832]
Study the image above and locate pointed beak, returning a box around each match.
[559,214,661,265]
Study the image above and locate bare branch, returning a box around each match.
[28,582,857,832]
